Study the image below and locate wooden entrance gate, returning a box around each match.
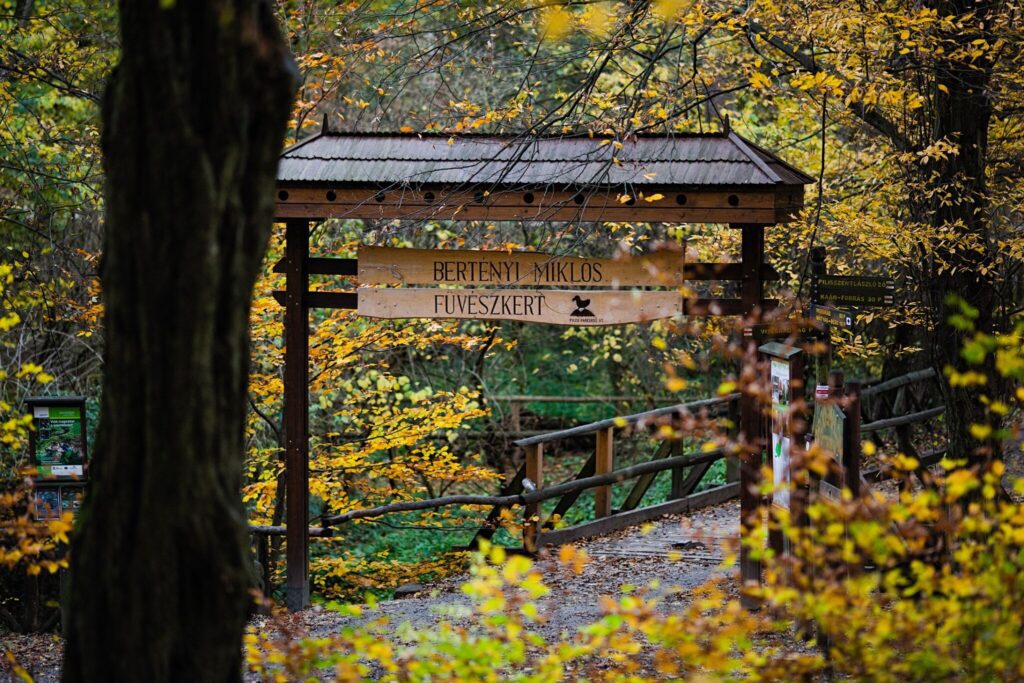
[272,129,812,610]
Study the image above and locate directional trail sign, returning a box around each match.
[812,274,894,307]
[810,304,854,329]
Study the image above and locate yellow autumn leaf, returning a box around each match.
[539,5,573,40]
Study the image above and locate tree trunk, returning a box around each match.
[922,0,1001,464]
[63,2,295,681]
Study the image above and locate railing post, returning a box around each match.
[594,427,614,518]
[844,381,862,497]
[670,441,685,499]
[524,443,544,552]
[726,396,741,484]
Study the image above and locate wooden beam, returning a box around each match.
[271,255,780,282]
[738,224,766,318]
[538,483,739,548]
[671,459,713,500]
[271,291,357,309]
[283,219,310,612]
[619,440,672,512]
[738,340,764,608]
[544,453,596,528]
[465,464,526,549]
[272,257,357,276]
[594,428,614,518]
[274,186,801,223]
[270,290,776,317]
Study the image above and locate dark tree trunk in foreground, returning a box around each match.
[922,0,1001,464]
[64,2,295,681]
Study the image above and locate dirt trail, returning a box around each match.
[273,500,740,643]
[2,500,741,682]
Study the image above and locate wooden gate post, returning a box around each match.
[284,219,310,611]
[594,428,614,518]
[736,224,766,609]
[524,443,544,552]
[738,340,764,609]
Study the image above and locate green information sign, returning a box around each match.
[29,399,87,481]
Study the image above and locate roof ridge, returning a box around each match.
[727,132,781,183]
[735,135,817,185]
[280,130,324,156]
[285,153,754,162]
[306,130,731,140]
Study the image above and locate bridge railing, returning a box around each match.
[249,367,947,594]
[467,393,742,552]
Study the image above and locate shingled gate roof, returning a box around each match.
[277,131,813,189]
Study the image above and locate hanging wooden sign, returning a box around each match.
[358,246,688,288]
[357,288,684,326]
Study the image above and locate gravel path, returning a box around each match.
[273,499,741,643]
[2,500,743,682]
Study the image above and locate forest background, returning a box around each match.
[1,0,1022,608]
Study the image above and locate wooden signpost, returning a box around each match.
[359,246,691,287]
[358,288,684,325]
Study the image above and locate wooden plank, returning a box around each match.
[357,246,781,287]
[861,406,944,433]
[358,288,684,325]
[277,186,782,211]
[360,246,689,287]
[544,453,596,528]
[271,291,357,309]
[272,288,775,317]
[594,428,614,518]
[465,464,526,549]
[514,394,735,447]
[272,257,357,276]
[859,368,935,397]
[524,444,544,553]
[274,187,790,224]
[620,440,673,511]
[538,483,739,549]
[671,460,713,499]
[275,201,784,223]
[357,288,776,324]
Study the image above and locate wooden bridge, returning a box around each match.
[251,366,947,596]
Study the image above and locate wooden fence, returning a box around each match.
[250,367,948,596]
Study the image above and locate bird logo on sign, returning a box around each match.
[570,295,595,317]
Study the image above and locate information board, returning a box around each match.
[770,359,792,510]
[31,484,83,522]
[813,402,846,501]
[27,398,87,482]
